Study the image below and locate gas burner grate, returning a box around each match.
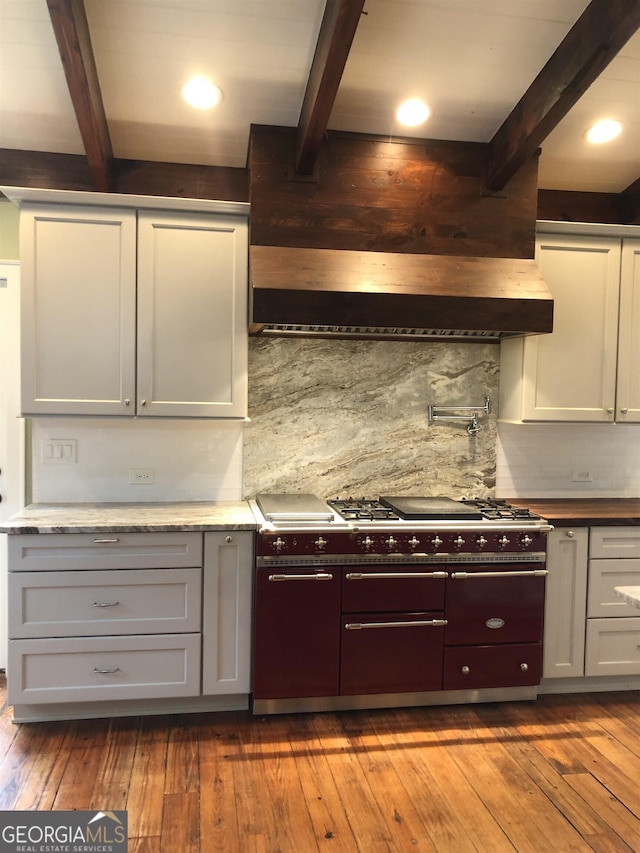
[328,498,400,522]
[462,498,542,522]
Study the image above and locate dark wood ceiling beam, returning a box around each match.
[484,0,640,192]
[46,0,113,192]
[0,149,249,202]
[620,176,640,223]
[295,0,366,175]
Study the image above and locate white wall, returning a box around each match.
[31,417,244,503]
[497,422,640,498]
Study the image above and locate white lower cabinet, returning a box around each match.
[202,531,253,695]
[9,634,201,704]
[585,527,640,676]
[543,527,588,678]
[7,529,254,718]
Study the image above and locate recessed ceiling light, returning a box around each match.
[585,119,623,144]
[181,75,223,110]
[396,98,431,127]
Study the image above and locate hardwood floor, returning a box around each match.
[1,681,640,851]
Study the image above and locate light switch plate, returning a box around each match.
[41,439,77,464]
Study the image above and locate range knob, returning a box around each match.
[361,535,375,552]
[314,536,327,551]
[431,535,443,549]
[272,536,287,553]
[408,536,421,550]
[520,534,534,549]
[476,535,488,549]
[385,535,398,551]
[498,535,510,549]
[453,535,465,549]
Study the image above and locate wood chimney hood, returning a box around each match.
[250,245,554,342]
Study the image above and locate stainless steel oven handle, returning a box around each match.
[345,619,448,629]
[268,573,334,581]
[450,569,548,579]
[345,571,448,580]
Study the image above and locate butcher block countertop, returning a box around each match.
[510,498,640,526]
[0,501,257,534]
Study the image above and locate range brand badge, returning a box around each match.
[0,810,128,853]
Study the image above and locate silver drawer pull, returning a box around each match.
[268,573,333,581]
[93,538,120,544]
[345,619,447,630]
[345,571,448,580]
[93,667,120,674]
[450,570,548,579]
[92,601,120,608]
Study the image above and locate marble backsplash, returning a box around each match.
[243,337,499,500]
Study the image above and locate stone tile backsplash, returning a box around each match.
[243,337,500,500]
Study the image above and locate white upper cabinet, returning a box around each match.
[616,240,640,422]
[17,193,249,419]
[500,224,640,423]
[136,210,248,418]
[20,203,137,416]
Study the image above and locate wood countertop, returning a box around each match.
[509,498,640,526]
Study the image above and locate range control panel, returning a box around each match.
[255,529,549,559]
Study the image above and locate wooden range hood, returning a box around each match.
[250,245,554,342]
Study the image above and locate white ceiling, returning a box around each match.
[1,0,638,192]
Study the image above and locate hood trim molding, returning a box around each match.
[250,245,554,340]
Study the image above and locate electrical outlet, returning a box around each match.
[572,467,593,483]
[129,468,155,484]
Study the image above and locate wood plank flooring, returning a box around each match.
[1,680,640,851]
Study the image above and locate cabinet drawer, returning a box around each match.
[587,559,640,618]
[7,634,201,704]
[590,527,640,559]
[443,643,542,690]
[9,568,202,638]
[8,532,203,571]
[585,617,640,676]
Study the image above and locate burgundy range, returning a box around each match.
[251,494,552,715]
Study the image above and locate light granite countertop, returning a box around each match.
[0,502,257,534]
[614,586,640,609]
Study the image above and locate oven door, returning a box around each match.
[445,564,546,646]
[341,612,446,695]
[444,564,546,691]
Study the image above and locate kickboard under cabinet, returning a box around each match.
[7,633,202,704]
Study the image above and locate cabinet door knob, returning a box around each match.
[607,407,614,414]
[566,530,575,538]
[141,399,147,406]
[226,535,233,543]
[125,398,131,406]
[620,408,629,414]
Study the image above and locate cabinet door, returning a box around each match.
[520,234,621,421]
[616,238,640,422]
[253,567,341,700]
[202,531,253,695]
[20,203,137,415]
[137,211,248,418]
[585,617,640,676]
[543,527,588,678]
